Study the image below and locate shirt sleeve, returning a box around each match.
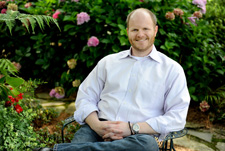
[74,59,106,125]
[146,65,190,141]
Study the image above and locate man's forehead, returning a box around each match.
[130,10,150,19]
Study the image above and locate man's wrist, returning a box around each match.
[128,121,133,135]
[132,123,140,134]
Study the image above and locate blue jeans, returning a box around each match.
[53,124,159,151]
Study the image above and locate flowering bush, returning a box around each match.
[49,87,65,99]
[67,58,77,69]
[0,59,45,150]
[72,79,81,87]
[87,36,99,47]
[199,100,210,112]
[6,89,24,113]
[77,12,90,25]
[165,12,175,20]
[1,0,224,121]
[53,10,61,19]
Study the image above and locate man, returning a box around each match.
[36,8,190,151]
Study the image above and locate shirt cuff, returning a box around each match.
[146,118,168,141]
[74,104,99,125]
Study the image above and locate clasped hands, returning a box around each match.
[94,121,131,142]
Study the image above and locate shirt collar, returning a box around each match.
[119,45,161,63]
[149,45,161,63]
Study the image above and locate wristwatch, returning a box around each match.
[132,123,140,134]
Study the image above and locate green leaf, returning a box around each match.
[63,15,76,22]
[6,76,24,88]
[64,24,76,32]
[216,70,224,75]
[101,39,110,44]
[118,24,125,30]
[35,59,45,65]
[118,36,128,46]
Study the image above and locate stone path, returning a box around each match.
[35,93,225,151]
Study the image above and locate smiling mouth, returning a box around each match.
[136,39,147,42]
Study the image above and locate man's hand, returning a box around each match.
[101,121,131,141]
[85,112,132,141]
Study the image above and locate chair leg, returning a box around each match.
[161,140,168,151]
[170,139,176,151]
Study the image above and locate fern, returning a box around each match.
[205,85,225,106]
[0,59,18,76]
[0,10,61,35]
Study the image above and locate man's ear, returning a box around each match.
[154,25,158,36]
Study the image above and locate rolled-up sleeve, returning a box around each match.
[147,66,190,140]
[74,60,105,125]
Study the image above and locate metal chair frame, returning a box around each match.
[61,116,188,151]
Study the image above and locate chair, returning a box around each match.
[61,116,188,151]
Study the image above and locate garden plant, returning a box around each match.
[0,0,225,149]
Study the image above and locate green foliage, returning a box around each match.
[205,85,225,121]
[0,59,24,99]
[0,59,42,150]
[0,10,60,35]
[1,0,224,122]
[0,100,40,151]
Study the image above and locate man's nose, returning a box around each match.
[137,30,144,37]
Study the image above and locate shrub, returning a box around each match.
[1,0,224,121]
[0,59,42,150]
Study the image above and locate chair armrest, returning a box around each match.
[61,116,76,143]
[163,127,188,141]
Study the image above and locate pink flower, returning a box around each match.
[200,5,206,14]
[49,89,56,97]
[49,87,65,99]
[1,8,7,14]
[165,12,175,20]
[199,101,210,112]
[12,62,21,71]
[139,0,144,2]
[87,36,99,47]
[192,0,207,14]
[24,2,32,8]
[0,1,6,9]
[192,0,205,6]
[193,11,202,18]
[0,74,4,79]
[55,93,65,99]
[77,12,90,25]
[188,16,198,26]
[173,8,184,16]
[53,10,61,19]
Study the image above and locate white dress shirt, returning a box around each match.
[74,45,190,140]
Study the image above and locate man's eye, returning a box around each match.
[132,29,138,31]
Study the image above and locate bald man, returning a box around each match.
[34,8,190,151]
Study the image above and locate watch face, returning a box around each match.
[133,123,140,131]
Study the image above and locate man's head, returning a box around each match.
[126,8,157,29]
[126,8,158,57]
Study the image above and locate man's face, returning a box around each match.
[127,11,158,57]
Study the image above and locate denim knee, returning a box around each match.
[135,134,159,151]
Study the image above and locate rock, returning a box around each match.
[216,142,225,151]
[173,136,214,151]
[65,102,76,114]
[188,130,213,142]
